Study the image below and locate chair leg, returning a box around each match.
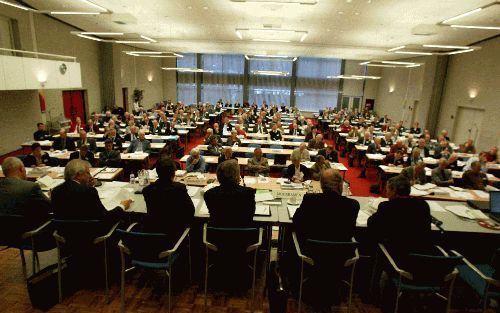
[204,248,209,312]
[251,250,257,313]
[167,263,172,313]
[394,284,401,313]
[120,251,126,313]
[19,249,27,280]
[446,277,456,313]
[298,260,304,313]
[103,241,109,303]
[56,245,63,303]
[347,264,357,313]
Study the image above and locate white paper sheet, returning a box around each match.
[187,186,201,197]
[472,190,489,199]
[191,198,201,209]
[255,192,274,202]
[287,204,300,218]
[101,188,134,211]
[255,204,270,216]
[199,202,209,215]
[243,177,257,185]
[356,211,371,226]
[410,187,430,196]
[426,201,446,212]
[413,183,437,191]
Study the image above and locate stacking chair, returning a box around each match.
[246,144,261,158]
[117,223,191,313]
[53,219,119,303]
[0,215,53,279]
[378,243,462,313]
[203,223,263,312]
[292,232,359,313]
[453,249,500,312]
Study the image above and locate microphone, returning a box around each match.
[431,215,444,234]
[241,173,246,187]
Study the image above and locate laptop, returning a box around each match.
[489,191,500,223]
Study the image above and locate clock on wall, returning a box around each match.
[59,63,67,75]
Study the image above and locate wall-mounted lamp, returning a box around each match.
[147,74,153,82]
[469,89,478,100]
[389,86,395,93]
[37,71,47,87]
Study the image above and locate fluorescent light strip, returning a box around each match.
[235,30,243,39]
[387,45,405,52]
[0,0,31,10]
[300,33,308,42]
[231,0,317,4]
[394,51,433,56]
[148,55,178,58]
[253,54,290,58]
[359,61,370,65]
[140,35,157,42]
[423,44,470,50]
[252,38,291,42]
[115,40,151,44]
[252,70,289,76]
[77,34,102,41]
[381,60,417,65]
[447,48,475,55]
[292,57,297,61]
[78,0,108,12]
[123,51,163,55]
[50,11,101,15]
[442,7,482,24]
[450,24,500,30]
[406,64,421,68]
[81,32,123,36]
[328,75,381,80]
[162,67,212,73]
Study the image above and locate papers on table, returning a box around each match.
[471,190,489,199]
[37,175,64,190]
[199,202,209,215]
[368,197,388,212]
[445,204,489,220]
[244,177,257,185]
[255,204,271,216]
[287,204,299,219]
[449,191,475,200]
[410,187,431,196]
[413,183,437,191]
[301,161,315,169]
[191,198,201,209]
[356,211,371,226]
[255,190,274,202]
[187,186,201,197]
[101,188,134,211]
[426,201,446,212]
[257,175,270,184]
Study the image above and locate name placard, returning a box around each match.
[272,189,306,199]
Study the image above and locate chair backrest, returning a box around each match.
[206,226,259,253]
[53,219,104,248]
[117,229,171,262]
[489,248,500,280]
[152,138,163,143]
[306,239,359,269]
[246,144,261,158]
[0,214,26,246]
[405,253,462,286]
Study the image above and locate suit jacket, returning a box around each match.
[367,198,432,256]
[367,143,382,154]
[293,192,359,243]
[308,139,325,150]
[252,124,268,134]
[76,138,97,152]
[247,156,270,176]
[53,136,76,151]
[431,167,452,186]
[381,138,393,147]
[310,162,331,180]
[401,166,427,185]
[287,164,311,181]
[186,156,207,173]
[99,150,121,167]
[104,135,123,150]
[123,133,138,142]
[289,127,302,136]
[85,123,100,134]
[207,143,222,156]
[51,180,122,225]
[218,155,237,164]
[70,151,96,167]
[142,181,194,240]
[204,184,256,228]
[33,130,51,141]
[0,177,51,228]
[318,148,339,163]
[269,130,282,141]
[23,153,51,167]
[127,139,151,154]
[150,125,162,135]
[462,170,487,190]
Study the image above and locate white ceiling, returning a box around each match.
[20,0,500,60]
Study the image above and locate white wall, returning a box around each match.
[437,37,500,151]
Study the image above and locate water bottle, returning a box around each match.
[130,173,135,185]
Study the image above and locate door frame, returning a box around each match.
[452,105,485,144]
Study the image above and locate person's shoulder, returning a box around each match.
[172,181,187,191]
[239,185,256,194]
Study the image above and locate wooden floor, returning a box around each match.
[0,248,494,313]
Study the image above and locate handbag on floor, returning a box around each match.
[27,263,66,310]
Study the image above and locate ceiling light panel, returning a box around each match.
[236,28,307,42]
[360,61,421,68]
[440,3,500,29]
[230,0,317,4]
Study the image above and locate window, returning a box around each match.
[201,54,244,104]
[248,58,293,106]
[176,53,197,105]
[295,57,342,111]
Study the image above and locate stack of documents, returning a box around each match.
[445,204,489,220]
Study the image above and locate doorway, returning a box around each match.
[62,90,86,123]
[453,106,485,146]
[341,96,363,111]
[122,88,128,111]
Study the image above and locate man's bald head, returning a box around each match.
[1,157,26,179]
[320,169,343,194]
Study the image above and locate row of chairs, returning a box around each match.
[1,215,499,313]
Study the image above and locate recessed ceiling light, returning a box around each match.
[328,75,382,80]
[50,11,101,14]
[252,38,291,42]
[203,6,208,10]
[354,12,360,15]
[162,67,213,73]
[423,44,470,50]
[381,60,417,65]
[338,11,344,14]
[123,51,163,55]
[300,33,307,42]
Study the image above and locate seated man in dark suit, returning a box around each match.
[99,139,121,167]
[318,145,339,163]
[400,160,427,185]
[70,144,96,167]
[204,160,255,227]
[103,128,123,150]
[0,157,51,229]
[51,159,131,225]
[207,135,223,156]
[123,125,139,142]
[24,143,51,167]
[218,147,237,164]
[269,123,282,141]
[367,175,432,260]
[53,128,75,151]
[463,161,488,190]
[33,122,51,141]
[253,118,267,134]
[76,130,97,153]
[293,168,359,243]
[431,159,453,186]
[287,155,311,183]
[126,130,151,154]
[143,157,195,243]
[308,134,325,150]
